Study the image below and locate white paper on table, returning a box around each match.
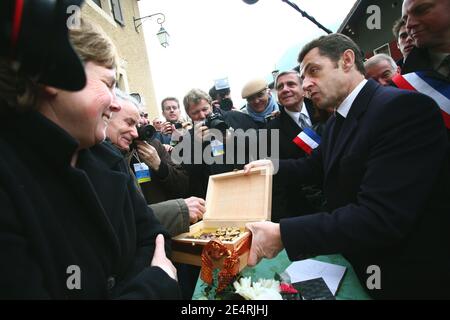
[285,259,347,296]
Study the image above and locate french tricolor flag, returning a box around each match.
[392,72,450,129]
[293,127,321,155]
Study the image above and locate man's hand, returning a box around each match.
[161,122,174,135]
[163,144,173,153]
[243,159,273,174]
[246,221,284,267]
[150,234,178,281]
[184,197,206,224]
[211,100,220,109]
[136,141,161,171]
[193,122,209,143]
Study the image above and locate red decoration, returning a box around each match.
[200,236,251,292]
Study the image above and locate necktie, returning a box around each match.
[330,113,345,152]
[299,113,310,130]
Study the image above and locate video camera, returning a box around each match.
[0,0,86,91]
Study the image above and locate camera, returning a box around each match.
[219,98,234,111]
[136,124,156,142]
[203,113,229,132]
[173,122,183,130]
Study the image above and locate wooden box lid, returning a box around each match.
[203,165,272,222]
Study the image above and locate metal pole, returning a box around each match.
[281,0,332,34]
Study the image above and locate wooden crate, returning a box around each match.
[172,166,272,271]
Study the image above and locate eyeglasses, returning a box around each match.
[246,88,267,102]
[163,105,179,111]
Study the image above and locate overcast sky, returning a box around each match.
[138,0,357,114]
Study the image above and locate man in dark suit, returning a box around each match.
[267,70,326,221]
[244,33,450,299]
[400,0,449,78]
[392,0,450,140]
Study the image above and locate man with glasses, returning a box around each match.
[155,97,185,148]
[152,116,165,132]
[241,78,279,128]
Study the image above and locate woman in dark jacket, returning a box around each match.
[0,18,180,299]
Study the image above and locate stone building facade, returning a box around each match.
[82,0,159,117]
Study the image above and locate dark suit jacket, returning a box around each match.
[278,80,450,299]
[0,110,181,299]
[267,100,319,159]
[399,47,450,141]
[267,101,325,221]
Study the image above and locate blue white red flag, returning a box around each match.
[293,127,321,155]
[392,72,450,129]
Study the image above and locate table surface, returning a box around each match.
[192,250,372,300]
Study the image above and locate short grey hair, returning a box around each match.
[114,87,142,112]
[274,70,302,90]
[364,54,397,71]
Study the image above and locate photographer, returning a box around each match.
[0,7,179,299]
[111,92,190,204]
[179,89,259,198]
[154,97,189,149]
[241,78,279,129]
[209,85,234,111]
[107,89,202,232]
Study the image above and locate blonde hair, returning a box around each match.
[0,18,118,110]
[70,18,118,70]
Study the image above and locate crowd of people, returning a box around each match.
[0,0,449,299]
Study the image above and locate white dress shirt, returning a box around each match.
[285,102,312,128]
[336,79,368,118]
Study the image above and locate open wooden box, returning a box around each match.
[172,166,272,271]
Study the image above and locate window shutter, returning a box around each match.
[110,0,124,26]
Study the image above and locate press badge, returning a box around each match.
[133,162,151,184]
[211,139,224,157]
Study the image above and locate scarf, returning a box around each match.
[245,95,279,123]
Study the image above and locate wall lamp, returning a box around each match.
[133,12,170,47]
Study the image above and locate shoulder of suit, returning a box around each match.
[265,111,283,128]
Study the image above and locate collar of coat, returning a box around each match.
[12,111,123,170]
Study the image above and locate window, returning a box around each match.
[373,43,391,56]
[110,0,124,26]
[92,0,102,7]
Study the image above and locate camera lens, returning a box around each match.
[137,124,156,141]
[219,98,233,111]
